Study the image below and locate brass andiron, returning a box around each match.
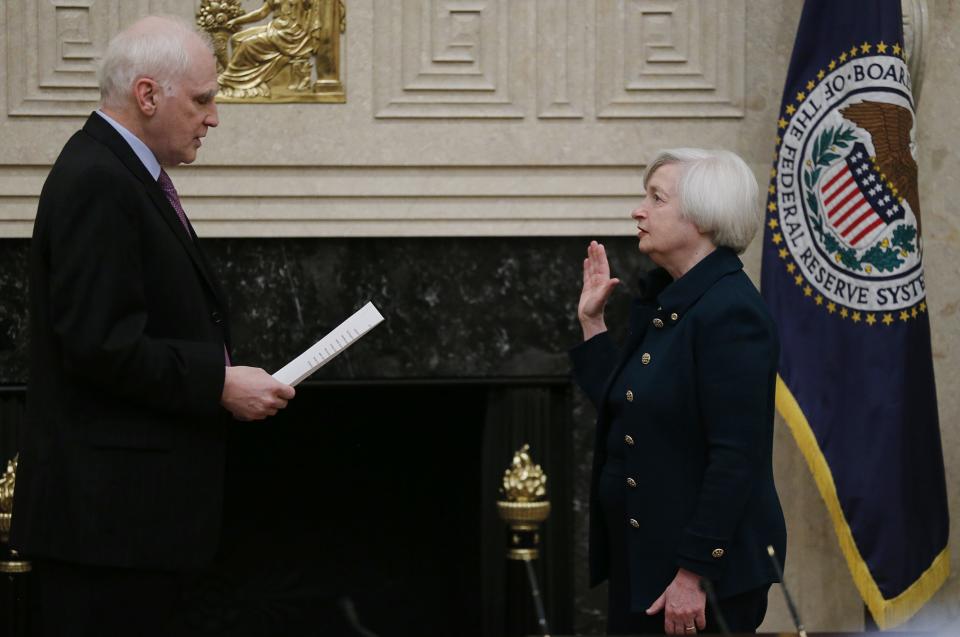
[496,444,551,636]
[0,454,24,555]
[497,444,550,560]
[1,453,31,637]
[0,456,13,544]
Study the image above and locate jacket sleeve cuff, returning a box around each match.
[178,341,228,416]
[676,529,730,581]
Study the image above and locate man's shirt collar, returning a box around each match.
[95,110,161,180]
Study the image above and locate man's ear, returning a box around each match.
[133,78,159,116]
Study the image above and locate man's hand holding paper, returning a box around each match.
[222,366,296,421]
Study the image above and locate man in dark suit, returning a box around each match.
[10,15,295,636]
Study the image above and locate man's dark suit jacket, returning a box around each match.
[11,113,232,571]
[570,247,787,612]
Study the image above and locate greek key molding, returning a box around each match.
[595,0,745,118]
[373,0,527,119]
[4,0,162,117]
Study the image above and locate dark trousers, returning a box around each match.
[30,559,190,637]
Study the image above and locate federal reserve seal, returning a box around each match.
[769,41,926,325]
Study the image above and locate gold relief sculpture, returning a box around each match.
[196,0,345,103]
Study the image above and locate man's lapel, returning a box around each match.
[82,113,223,305]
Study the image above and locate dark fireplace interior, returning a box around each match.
[215,382,489,636]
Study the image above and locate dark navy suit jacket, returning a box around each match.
[12,113,231,570]
[570,247,787,611]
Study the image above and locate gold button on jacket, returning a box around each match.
[626,477,637,488]
[624,434,635,446]
[641,352,652,365]
[629,518,640,528]
[652,318,664,328]
[711,548,725,559]
[625,389,634,402]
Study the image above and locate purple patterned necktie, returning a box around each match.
[157,169,231,366]
[157,169,192,239]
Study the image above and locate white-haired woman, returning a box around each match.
[571,149,787,635]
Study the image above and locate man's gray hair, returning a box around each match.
[644,148,761,254]
[98,15,214,109]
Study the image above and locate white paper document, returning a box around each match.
[272,302,384,386]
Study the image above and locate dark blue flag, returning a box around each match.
[760,0,949,628]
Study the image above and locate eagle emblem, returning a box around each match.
[839,101,921,234]
[771,49,925,315]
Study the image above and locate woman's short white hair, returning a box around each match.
[644,148,760,254]
[98,15,213,109]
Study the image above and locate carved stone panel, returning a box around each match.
[5,0,158,117]
[595,0,745,118]
[373,0,528,118]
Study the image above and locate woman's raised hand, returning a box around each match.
[577,241,620,340]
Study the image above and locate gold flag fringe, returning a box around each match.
[776,376,949,629]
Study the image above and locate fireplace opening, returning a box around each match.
[191,380,573,637]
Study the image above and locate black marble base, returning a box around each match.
[0,237,649,383]
[210,237,649,380]
[0,242,28,384]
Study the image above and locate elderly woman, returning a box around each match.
[571,148,787,635]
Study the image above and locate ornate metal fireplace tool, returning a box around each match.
[1,454,30,637]
[496,444,551,637]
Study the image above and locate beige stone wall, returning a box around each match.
[885,1,958,632]
[0,0,956,631]
[1,0,751,237]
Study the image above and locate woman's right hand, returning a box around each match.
[578,240,620,340]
